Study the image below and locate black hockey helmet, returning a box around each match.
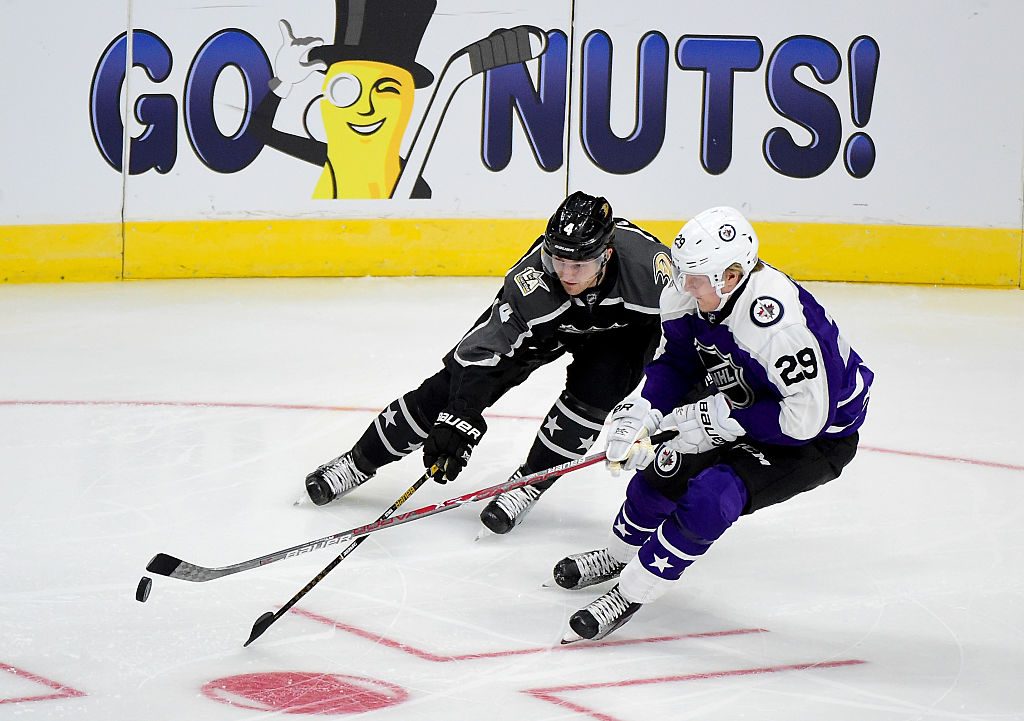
[543,191,616,261]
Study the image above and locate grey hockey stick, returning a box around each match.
[391,25,548,199]
[146,430,678,583]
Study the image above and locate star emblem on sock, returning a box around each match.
[543,414,562,436]
[381,405,398,427]
[649,555,673,572]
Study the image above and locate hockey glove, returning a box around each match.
[423,409,487,484]
[661,392,745,455]
[605,397,663,476]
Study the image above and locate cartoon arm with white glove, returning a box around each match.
[250,19,329,166]
[268,19,328,98]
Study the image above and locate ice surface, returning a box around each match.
[1,278,1021,720]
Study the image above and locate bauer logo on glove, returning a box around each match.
[423,409,487,483]
[436,412,484,441]
[662,393,745,455]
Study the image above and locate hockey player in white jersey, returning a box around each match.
[303,191,674,534]
[555,206,873,643]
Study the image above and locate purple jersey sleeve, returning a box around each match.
[640,314,705,414]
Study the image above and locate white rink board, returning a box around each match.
[0,0,1022,228]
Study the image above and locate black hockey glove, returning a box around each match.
[423,409,487,484]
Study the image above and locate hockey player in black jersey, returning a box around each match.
[304,191,674,534]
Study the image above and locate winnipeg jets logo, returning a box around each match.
[718,224,736,241]
[750,296,784,327]
[654,446,679,476]
[653,251,673,286]
[514,266,549,296]
[695,340,754,408]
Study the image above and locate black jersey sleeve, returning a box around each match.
[443,246,571,412]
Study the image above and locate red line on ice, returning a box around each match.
[2,398,1021,472]
[288,608,765,661]
[0,663,86,705]
[523,660,866,721]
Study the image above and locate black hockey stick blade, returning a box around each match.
[145,553,233,582]
[146,553,183,577]
[244,611,276,647]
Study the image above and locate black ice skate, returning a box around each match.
[552,548,626,590]
[304,451,373,505]
[562,585,641,643]
[479,469,544,534]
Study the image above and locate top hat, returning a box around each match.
[309,0,437,88]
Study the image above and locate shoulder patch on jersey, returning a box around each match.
[514,266,549,296]
[653,251,673,287]
[654,446,680,476]
[750,296,784,327]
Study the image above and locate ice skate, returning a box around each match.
[479,469,544,534]
[304,451,373,506]
[561,585,641,643]
[552,548,625,590]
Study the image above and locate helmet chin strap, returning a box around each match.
[708,274,740,311]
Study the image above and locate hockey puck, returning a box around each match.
[136,576,153,603]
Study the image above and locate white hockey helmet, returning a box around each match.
[671,206,759,295]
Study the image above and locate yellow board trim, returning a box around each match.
[123,218,543,279]
[0,223,123,282]
[1,218,1021,287]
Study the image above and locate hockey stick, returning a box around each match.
[243,470,431,647]
[146,430,677,583]
[391,25,547,199]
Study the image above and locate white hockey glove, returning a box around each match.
[269,19,328,98]
[605,397,663,476]
[661,392,745,455]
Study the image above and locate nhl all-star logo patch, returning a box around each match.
[719,224,736,241]
[654,446,680,476]
[695,340,754,408]
[514,266,549,296]
[750,296,784,327]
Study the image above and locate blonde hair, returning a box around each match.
[726,260,763,280]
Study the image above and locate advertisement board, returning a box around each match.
[1,1,1021,285]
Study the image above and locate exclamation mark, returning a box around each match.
[844,35,880,178]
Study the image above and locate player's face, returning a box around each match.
[548,251,609,295]
[681,273,720,311]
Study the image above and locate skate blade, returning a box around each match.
[560,627,586,645]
